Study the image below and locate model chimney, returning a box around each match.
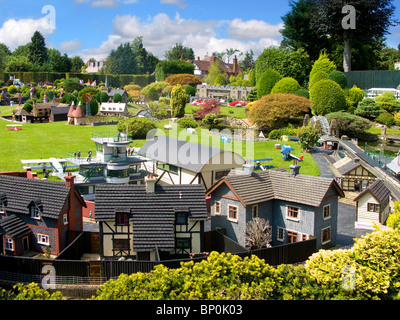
[289,160,301,176]
[145,174,156,193]
[64,172,76,188]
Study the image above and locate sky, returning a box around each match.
[0,0,399,63]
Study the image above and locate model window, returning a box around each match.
[113,239,130,250]
[176,238,191,249]
[175,212,188,225]
[252,205,258,218]
[5,238,13,251]
[302,234,308,241]
[156,162,178,174]
[116,212,129,226]
[214,170,230,180]
[287,206,299,220]
[215,201,221,215]
[63,214,68,225]
[323,205,331,219]
[287,230,298,243]
[277,227,284,241]
[37,234,50,246]
[367,203,380,213]
[0,203,5,215]
[228,205,238,222]
[322,227,331,244]
[30,205,40,220]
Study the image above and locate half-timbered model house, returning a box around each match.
[354,179,391,229]
[206,163,345,250]
[138,136,246,190]
[0,173,86,256]
[330,156,377,192]
[94,175,208,260]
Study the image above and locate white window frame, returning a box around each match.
[277,227,284,242]
[323,204,331,220]
[5,237,13,251]
[63,214,68,225]
[30,205,40,220]
[321,227,331,245]
[227,205,238,223]
[0,203,5,215]
[286,205,300,221]
[37,233,50,246]
[215,201,221,215]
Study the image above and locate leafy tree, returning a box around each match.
[48,49,68,72]
[155,60,194,81]
[255,46,310,86]
[346,85,364,108]
[309,79,346,115]
[203,60,223,85]
[298,126,320,150]
[309,52,336,82]
[280,0,329,61]
[132,36,148,74]
[0,43,11,71]
[312,0,399,71]
[5,55,31,72]
[257,69,282,98]
[164,43,195,61]
[170,84,187,118]
[240,49,255,71]
[270,77,301,94]
[28,31,48,66]
[248,93,312,131]
[70,56,85,73]
[214,74,227,85]
[105,42,137,75]
[223,48,240,64]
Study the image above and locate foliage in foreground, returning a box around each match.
[92,228,400,300]
[0,283,64,300]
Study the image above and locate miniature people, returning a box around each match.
[87,150,92,162]
[77,150,81,158]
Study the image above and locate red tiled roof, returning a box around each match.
[72,102,86,118]
[67,102,76,117]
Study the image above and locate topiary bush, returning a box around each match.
[117,117,157,139]
[113,93,122,103]
[328,70,347,89]
[257,69,282,98]
[294,88,310,99]
[375,112,395,126]
[270,77,301,94]
[308,70,328,90]
[309,52,336,81]
[178,117,198,128]
[309,79,347,116]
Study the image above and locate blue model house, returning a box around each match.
[206,163,345,249]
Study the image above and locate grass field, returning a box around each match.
[0,117,320,176]
[185,104,248,119]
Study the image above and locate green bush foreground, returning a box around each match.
[1,227,399,300]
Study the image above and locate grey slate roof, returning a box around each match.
[210,168,344,207]
[0,175,70,220]
[0,214,31,239]
[94,184,208,252]
[354,179,391,203]
[336,161,361,175]
[138,136,244,173]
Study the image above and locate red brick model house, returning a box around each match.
[191,53,243,80]
[0,173,86,256]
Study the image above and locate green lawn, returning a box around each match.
[185,104,248,119]
[0,118,320,176]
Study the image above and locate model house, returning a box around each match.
[330,156,377,192]
[99,102,128,117]
[191,54,242,80]
[354,179,391,229]
[94,175,208,260]
[196,84,252,101]
[206,163,344,249]
[138,136,246,190]
[0,173,86,256]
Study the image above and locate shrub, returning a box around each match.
[354,98,383,119]
[375,92,400,113]
[257,69,282,98]
[23,103,32,113]
[268,127,298,140]
[177,117,198,128]
[346,85,364,108]
[7,85,17,94]
[60,94,78,106]
[394,112,400,126]
[328,70,347,89]
[294,88,310,99]
[271,77,301,94]
[165,73,202,87]
[309,79,347,116]
[202,113,223,129]
[95,91,109,103]
[214,74,227,85]
[63,81,84,93]
[117,118,157,139]
[141,81,169,99]
[309,52,336,81]
[170,84,187,118]
[308,70,328,90]
[185,84,196,97]
[113,93,122,103]
[375,112,395,126]
[326,111,371,137]
[248,93,311,131]
[298,126,320,150]
[195,99,221,119]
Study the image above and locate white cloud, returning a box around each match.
[227,18,283,40]
[160,0,188,9]
[0,17,55,51]
[92,0,120,7]
[60,39,83,53]
[76,13,281,62]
